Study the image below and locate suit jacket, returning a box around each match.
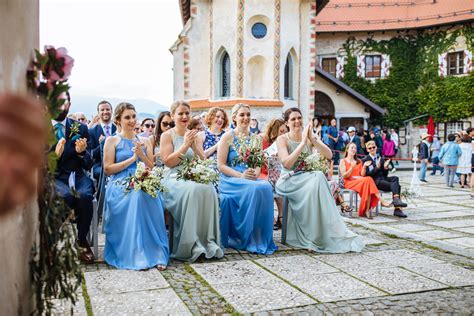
[54,118,93,177]
[88,123,117,172]
[362,154,388,180]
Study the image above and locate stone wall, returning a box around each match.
[0,0,40,315]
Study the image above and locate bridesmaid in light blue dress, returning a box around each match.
[276,107,364,253]
[103,102,169,270]
[217,103,277,254]
[160,101,223,262]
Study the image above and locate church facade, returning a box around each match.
[170,0,383,127]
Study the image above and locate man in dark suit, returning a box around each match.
[362,140,408,218]
[88,100,116,181]
[347,126,363,156]
[53,92,95,263]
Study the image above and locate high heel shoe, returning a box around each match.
[273,216,282,230]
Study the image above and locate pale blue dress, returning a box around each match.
[219,131,277,254]
[162,130,224,262]
[275,136,364,253]
[104,135,169,270]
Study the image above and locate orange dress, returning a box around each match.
[342,159,380,216]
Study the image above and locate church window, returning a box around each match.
[251,23,267,39]
[284,54,293,99]
[221,52,230,97]
[322,58,337,77]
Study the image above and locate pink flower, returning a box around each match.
[44,45,74,81]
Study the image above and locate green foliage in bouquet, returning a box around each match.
[232,133,267,169]
[176,155,219,185]
[294,151,330,174]
[120,162,167,198]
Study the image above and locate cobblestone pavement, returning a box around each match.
[55,171,474,315]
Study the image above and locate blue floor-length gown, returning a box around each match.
[104,135,169,270]
[218,131,277,254]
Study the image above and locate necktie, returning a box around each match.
[104,125,110,137]
[54,123,65,140]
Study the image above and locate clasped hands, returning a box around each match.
[131,140,146,160]
[184,129,200,148]
[55,137,88,157]
[240,168,258,180]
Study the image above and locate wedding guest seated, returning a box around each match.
[217,103,277,254]
[340,142,391,219]
[197,107,228,159]
[88,100,116,182]
[362,140,408,218]
[52,92,95,263]
[160,101,223,262]
[103,102,168,270]
[275,107,364,253]
[261,118,287,230]
[150,111,174,167]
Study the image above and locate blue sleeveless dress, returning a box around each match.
[218,131,277,254]
[104,136,169,270]
[275,136,364,253]
[162,130,224,262]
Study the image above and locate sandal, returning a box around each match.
[365,209,373,219]
[273,216,282,230]
[157,265,167,271]
[340,202,353,213]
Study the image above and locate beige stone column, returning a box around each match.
[0,0,40,315]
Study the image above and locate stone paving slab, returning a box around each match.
[316,253,393,272]
[428,219,474,229]
[84,269,169,295]
[453,227,474,234]
[90,288,191,315]
[413,263,474,287]
[365,249,446,269]
[443,237,474,248]
[358,235,385,245]
[192,260,315,313]
[293,272,386,303]
[51,297,87,315]
[389,223,432,232]
[255,255,338,281]
[412,230,464,240]
[212,280,315,313]
[349,267,447,294]
[406,211,474,220]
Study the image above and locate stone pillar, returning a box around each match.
[0,0,40,315]
[336,117,341,130]
[364,118,368,130]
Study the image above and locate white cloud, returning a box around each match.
[40,0,182,110]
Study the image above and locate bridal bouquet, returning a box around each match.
[294,151,329,174]
[121,162,167,198]
[176,156,219,185]
[232,133,267,169]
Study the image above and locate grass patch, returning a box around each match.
[81,271,93,316]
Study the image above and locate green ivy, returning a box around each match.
[340,24,474,128]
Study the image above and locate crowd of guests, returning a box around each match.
[51,96,473,271]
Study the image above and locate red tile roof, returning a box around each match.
[316,0,473,32]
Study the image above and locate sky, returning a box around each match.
[40,0,182,109]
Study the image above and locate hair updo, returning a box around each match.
[170,100,190,114]
[282,107,302,122]
[231,103,250,125]
[113,102,135,126]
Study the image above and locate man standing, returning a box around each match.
[362,140,408,218]
[327,118,339,164]
[419,133,431,183]
[53,92,95,263]
[347,126,363,156]
[88,100,116,181]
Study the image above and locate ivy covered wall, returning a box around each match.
[340,24,474,128]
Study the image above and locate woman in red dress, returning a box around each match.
[340,143,390,218]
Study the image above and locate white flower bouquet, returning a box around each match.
[176,156,219,185]
[121,162,167,198]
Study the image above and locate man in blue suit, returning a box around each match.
[88,100,116,181]
[53,92,95,263]
[347,126,363,157]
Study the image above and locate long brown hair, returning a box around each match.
[263,118,286,144]
[153,111,171,148]
[344,142,361,164]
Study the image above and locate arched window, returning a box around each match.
[284,54,293,99]
[220,52,230,97]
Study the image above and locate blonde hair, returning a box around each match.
[231,103,250,125]
[113,102,135,126]
[365,140,376,148]
[205,107,229,130]
[170,100,190,114]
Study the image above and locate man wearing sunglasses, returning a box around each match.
[362,140,408,218]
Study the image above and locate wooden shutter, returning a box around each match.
[357,55,365,78]
[381,54,390,78]
[463,50,472,74]
[438,53,447,77]
[336,56,345,78]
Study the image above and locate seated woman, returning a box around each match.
[197,107,228,159]
[261,118,288,230]
[276,107,364,253]
[103,102,169,270]
[340,142,390,219]
[217,103,277,254]
[160,100,223,262]
[150,111,174,167]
